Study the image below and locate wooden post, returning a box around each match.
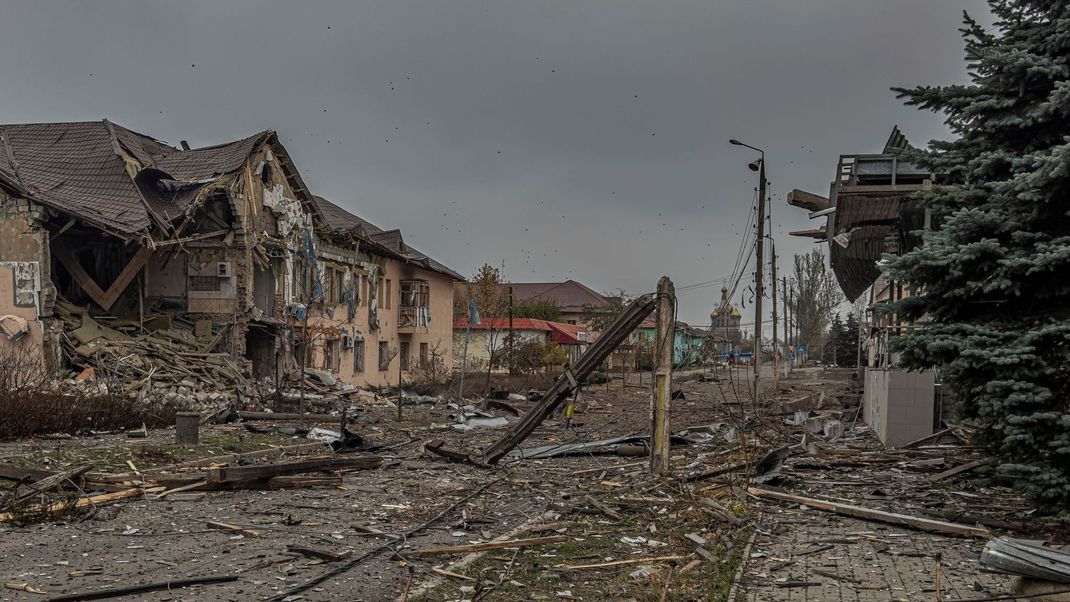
[651,276,675,475]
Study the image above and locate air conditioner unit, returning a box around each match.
[341,335,354,350]
[216,262,232,278]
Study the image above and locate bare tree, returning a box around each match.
[581,288,632,332]
[792,249,843,359]
[458,263,510,391]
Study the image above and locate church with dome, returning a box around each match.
[710,287,743,350]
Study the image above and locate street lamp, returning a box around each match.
[730,138,767,403]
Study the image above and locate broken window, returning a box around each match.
[400,341,410,372]
[385,279,392,310]
[378,341,389,371]
[353,339,365,373]
[325,339,340,373]
[399,280,431,328]
[420,342,429,368]
[324,268,335,305]
[253,264,276,314]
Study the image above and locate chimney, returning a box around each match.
[179,140,191,151]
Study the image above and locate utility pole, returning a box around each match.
[651,276,675,475]
[729,139,766,403]
[770,237,778,386]
[782,277,789,375]
[752,158,767,401]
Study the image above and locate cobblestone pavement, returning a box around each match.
[738,510,1009,601]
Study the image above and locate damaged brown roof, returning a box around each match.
[152,131,272,180]
[507,280,608,313]
[0,121,154,233]
[0,120,304,236]
[312,195,463,281]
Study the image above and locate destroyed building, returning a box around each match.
[788,127,937,446]
[0,120,461,400]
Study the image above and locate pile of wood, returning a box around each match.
[0,444,382,521]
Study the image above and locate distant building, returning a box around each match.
[709,287,742,349]
[502,280,608,325]
[452,317,589,367]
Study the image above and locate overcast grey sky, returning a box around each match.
[0,0,990,328]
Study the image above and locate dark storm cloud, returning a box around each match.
[0,0,991,326]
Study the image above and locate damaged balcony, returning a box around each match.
[397,279,430,332]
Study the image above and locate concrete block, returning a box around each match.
[823,420,844,440]
[803,417,824,434]
[175,412,200,444]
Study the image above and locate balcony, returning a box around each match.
[398,279,431,332]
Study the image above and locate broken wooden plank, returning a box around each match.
[584,495,621,520]
[154,475,342,491]
[207,521,261,538]
[206,456,382,484]
[286,545,350,562]
[95,442,330,482]
[47,575,237,601]
[746,486,991,538]
[413,535,567,557]
[0,487,154,522]
[430,566,475,582]
[925,459,987,484]
[558,555,685,570]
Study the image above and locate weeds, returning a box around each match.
[0,346,176,439]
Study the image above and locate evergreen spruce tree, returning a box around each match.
[839,313,860,368]
[824,313,844,366]
[887,1,1070,511]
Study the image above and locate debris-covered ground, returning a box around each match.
[1,367,1066,601]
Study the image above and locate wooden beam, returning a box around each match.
[54,248,108,308]
[94,441,329,482]
[54,245,154,311]
[98,245,154,310]
[205,456,382,484]
[925,459,987,484]
[746,487,991,538]
[47,575,237,601]
[153,228,229,247]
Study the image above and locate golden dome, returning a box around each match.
[711,286,738,321]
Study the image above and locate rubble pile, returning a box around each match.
[54,300,245,408]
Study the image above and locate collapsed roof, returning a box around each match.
[0,119,459,280]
